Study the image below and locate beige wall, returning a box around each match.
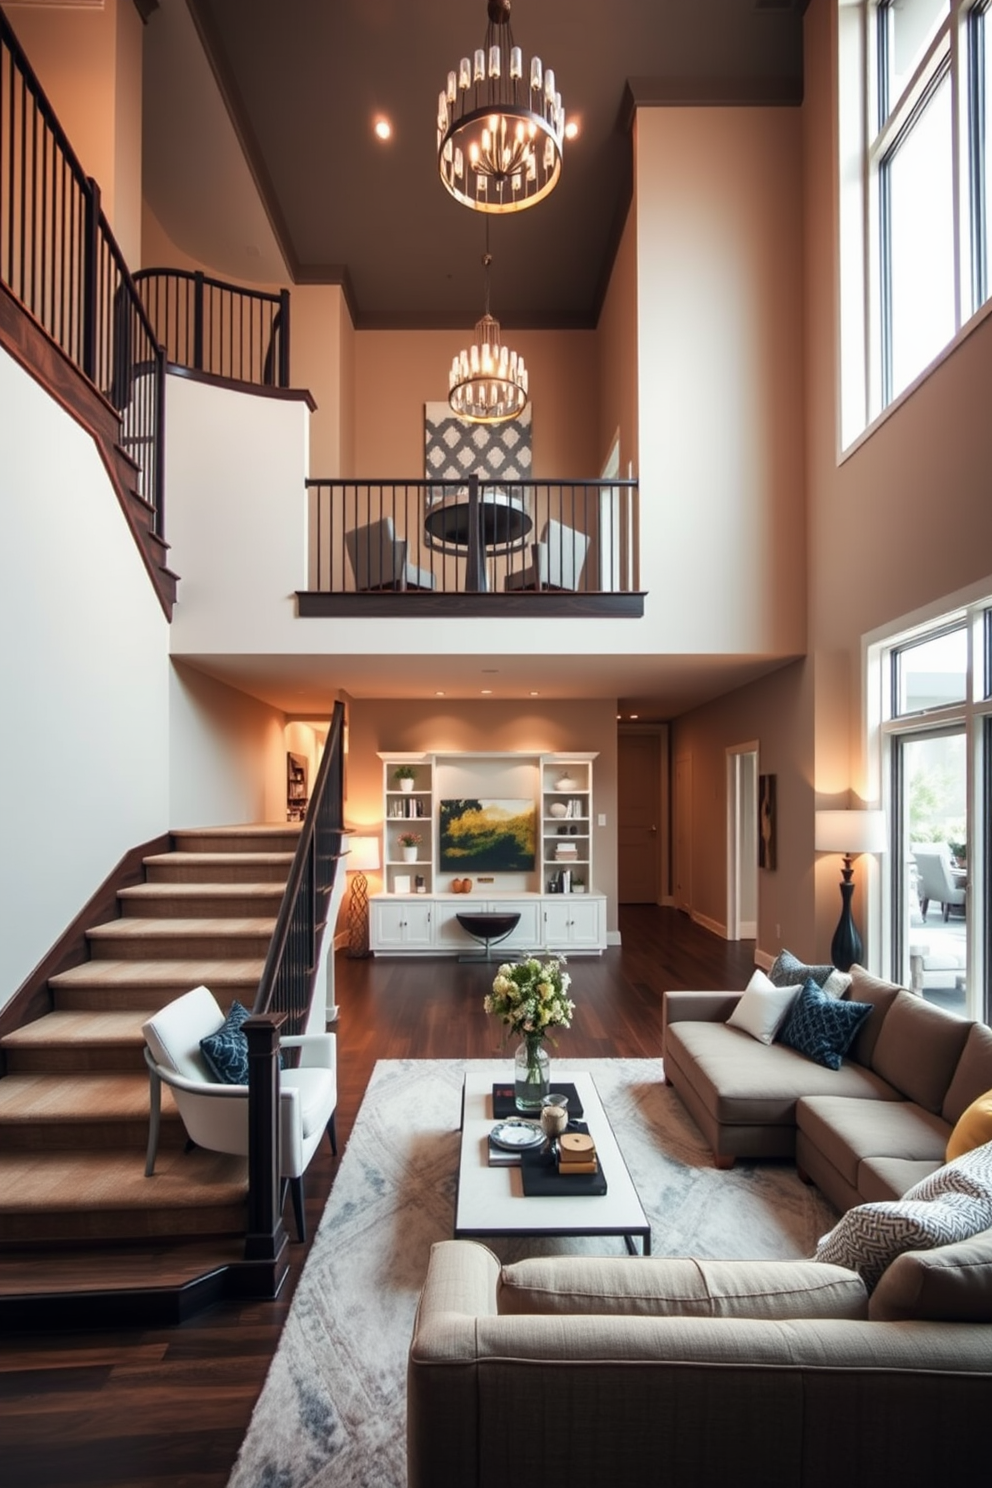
[169,662,287,827]
[671,661,814,961]
[596,202,638,483]
[8,0,143,263]
[353,329,601,478]
[344,699,620,932]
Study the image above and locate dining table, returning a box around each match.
[423,478,532,592]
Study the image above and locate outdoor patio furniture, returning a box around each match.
[912,844,967,922]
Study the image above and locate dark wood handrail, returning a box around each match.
[253,701,346,1032]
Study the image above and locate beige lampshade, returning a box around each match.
[346,835,381,873]
[815,810,887,855]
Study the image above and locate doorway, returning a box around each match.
[618,731,662,902]
[727,744,758,941]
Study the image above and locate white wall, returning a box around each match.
[169,661,287,827]
[0,348,170,1003]
[635,106,806,658]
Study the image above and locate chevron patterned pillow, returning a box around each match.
[199,1000,252,1085]
[816,1177,992,1290]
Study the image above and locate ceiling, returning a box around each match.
[144,0,807,329]
[142,0,808,721]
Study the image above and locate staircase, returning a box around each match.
[0,826,299,1247]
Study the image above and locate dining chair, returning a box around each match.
[504,517,591,592]
[345,515,435,591]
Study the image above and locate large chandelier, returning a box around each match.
[437,0,564,214]
[449,248,528,424]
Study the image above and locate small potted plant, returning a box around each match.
[394,765,417,793]
[398,831,422,862]
[571,875,586,894]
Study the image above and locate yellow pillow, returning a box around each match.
[946,1090,992,1162]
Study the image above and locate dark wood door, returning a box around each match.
[618,733,661,902]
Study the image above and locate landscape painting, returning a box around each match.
[439,799,536,872]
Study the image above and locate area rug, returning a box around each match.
[226,1058,838,1488]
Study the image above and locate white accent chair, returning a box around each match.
[345,515,436,591]
[912,844,967,922]
[504,517,591,591]
[142,985,337,1242]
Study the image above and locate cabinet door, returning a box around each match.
[433,902,472,949]
[371,901,407,949]
[565,898,602,946]
[489,901,542,951]
[402,900,434,946]
[541,898,574,949]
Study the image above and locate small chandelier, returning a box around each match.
[449,248,528,424]
[437,0,564,214]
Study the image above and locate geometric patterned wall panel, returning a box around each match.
[424,401,532,482]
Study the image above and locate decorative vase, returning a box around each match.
[514,1036,550,1112]
[556,774,578,792]
[402,845,418,863]
[399,777,414,793]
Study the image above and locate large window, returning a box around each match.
[872,597,992,1023]
[852,3,992,425]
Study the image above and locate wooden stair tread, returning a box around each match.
[1,1011,148,1049]
[0,1238,244,1298]
[50,958,265,989]
[172,824,300,838]
[0,1149,247,1212]
[87,916,277,938]
[0,1072,175,1123]
[119,882,286,905]
[143,851,295,867]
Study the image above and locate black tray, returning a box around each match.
[492,1081,585,1120]
[520,1146,607,1197]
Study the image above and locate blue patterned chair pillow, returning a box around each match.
[200,1001,252,1084]
[769,949,851,999]
[816,1190,992,1290]
[777,978,872,1070]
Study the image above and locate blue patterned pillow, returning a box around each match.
[778,978,872,1070]
[769,949,851,998]
[200,1001,252,1084]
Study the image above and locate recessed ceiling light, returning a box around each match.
[530,691,540,697]
[481,689,493,696]
[564,119,579,140]
[374,117,392,141]
[435,690,445,697]
[630,713,639,720]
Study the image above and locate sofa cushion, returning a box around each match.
[778,979,872,1071]
[797,1096,949,1188]
[769,950,851,998]
[858,1156,944,1203]
[815,1192,992,1289]
[727,969,801,1045]
[497,1255,868,1321]
[943,1022,992,1126]
[666,1022,899,1128]
[844,965,903,1067]
[870,990,972,1113]
[869,1226,992,1322]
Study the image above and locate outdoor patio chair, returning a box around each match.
[345,515,436,591]
[504,517,591,592]
[912,844,967,922]
[142,985,337,1242]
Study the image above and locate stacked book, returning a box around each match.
[557,1131,598,1175]
[554,841,578,861]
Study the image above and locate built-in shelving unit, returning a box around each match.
[370,751,605,956]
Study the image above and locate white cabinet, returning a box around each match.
[542,896,605,950]
[430,899,542,953]
[382,755,433,894]
[541,758,592,892]
[371,899,433,949]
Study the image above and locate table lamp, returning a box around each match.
[814,809,887,971]
[346,835,380,959]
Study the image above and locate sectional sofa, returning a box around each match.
[662,962,992,1206]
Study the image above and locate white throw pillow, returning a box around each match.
[727,969,802,1046]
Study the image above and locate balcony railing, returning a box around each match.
[302,477,641,613]
[134,268,290,389]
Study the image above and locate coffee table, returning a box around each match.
[455,1069,651,1254]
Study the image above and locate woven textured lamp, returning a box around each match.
[815,810,887,972]
[346,835,380,960]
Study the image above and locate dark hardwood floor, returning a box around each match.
[0,907,754,1488]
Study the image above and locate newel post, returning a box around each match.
[240,1012,289,1296]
